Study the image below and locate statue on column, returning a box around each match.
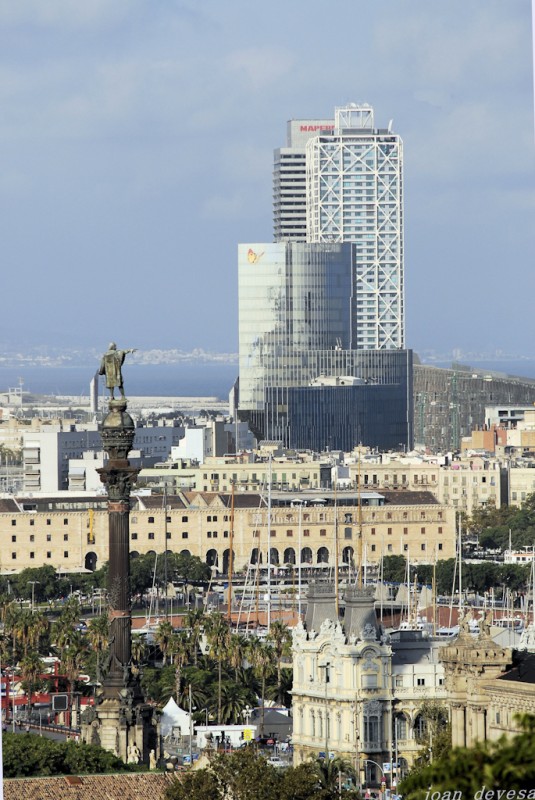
[99,343,136,399]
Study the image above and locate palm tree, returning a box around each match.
[204,612,231,724]
[19,651,44,718]
[247,637,275,736]
[267,621,292,703]
[131,635,148,675]
[184,608,205,665]
[155,620,174,666]
[227,633,247,681]
[8,608,32,657]
[61,632,88,728]
[27,610,49,653]
[218,681,254,725]
[86,614,109,679]
[169,631,190,701]
[312,756,357,799]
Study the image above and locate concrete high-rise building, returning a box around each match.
[273,104,404,350]
[273,118,334,242]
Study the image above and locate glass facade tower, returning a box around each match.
[238,243,412,450]
[238,104,410,451]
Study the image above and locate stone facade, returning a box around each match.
[0,490,454,575]
[291,584,448,787]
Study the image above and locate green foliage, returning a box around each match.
[469,494,535,551]
[165,750,360,800]
[1,733,129,778]
[165,768,222,800]
[9,566,58,602]
[413,700,451,767]
[400,714,535,798]
[130,552,211,596]
[382,555,407,583]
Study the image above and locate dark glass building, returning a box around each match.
[244,350,412,452]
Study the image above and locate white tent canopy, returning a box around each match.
[160,697,192,737]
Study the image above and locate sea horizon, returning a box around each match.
[0,362,239,399]
[0,358,534,400]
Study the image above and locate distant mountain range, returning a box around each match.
[0,347,238,368]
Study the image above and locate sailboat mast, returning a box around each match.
[356,450,363,589]
[458,514,463,617]
[334,481,339,617]
[227,482,235,623]
[267,455,272,631]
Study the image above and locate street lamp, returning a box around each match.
[28,581,40,613]
[363,759,386,788]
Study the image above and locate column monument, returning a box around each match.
[81,343,159,763]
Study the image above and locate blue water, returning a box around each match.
[1,359,534,399]
[0,363,238,399]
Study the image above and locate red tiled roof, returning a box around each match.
[4,772,173,800]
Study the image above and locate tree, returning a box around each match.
[61,633,88,726]
[183,607,205,665]
[382,555,407,583]
[131,634,148,675]
[413,700,451,766]
[11,566,58,602]
[204,613,231,724]
[310,757,360,799]
[155,620,175,666]
[400,715,535,797]
[19,651,45,715]
[208,747,281,800]
[1,732,130,777]
[169,631,190,701]
[86,614,109,679]
[267,621,292,704]
[247,637,275,735]
[165,768,222,800]
[217,681,254,725]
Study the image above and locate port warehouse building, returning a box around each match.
[0,490,454,575]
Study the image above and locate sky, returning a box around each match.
[0,0,533,358]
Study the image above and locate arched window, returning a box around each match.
[85,552,97,571]
[284,547,296,565]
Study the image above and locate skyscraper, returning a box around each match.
[273,117,334,242]
[273,104,404,350]
[238,104,411,451]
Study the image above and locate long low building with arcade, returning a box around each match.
[0,489,454,575]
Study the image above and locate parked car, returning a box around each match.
[267,756,285,769]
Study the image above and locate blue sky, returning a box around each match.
[0,0,533,356]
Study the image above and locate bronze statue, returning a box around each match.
[99,343,136,399]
